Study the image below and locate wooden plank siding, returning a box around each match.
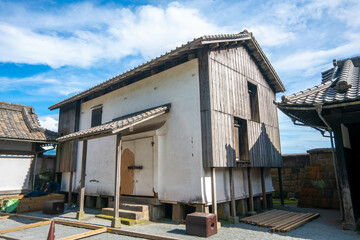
[202,45,281,167]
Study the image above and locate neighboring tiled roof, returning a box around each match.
[57,104,170,142]
[280,56,360,106]
[0,101,58,142]
[49,30,285,110]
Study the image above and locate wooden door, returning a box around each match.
[121,137,154,196]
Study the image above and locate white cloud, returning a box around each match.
[39,115,58,132]
[249,25,295,47]
[0,2,224,68]
[273,32,360,75]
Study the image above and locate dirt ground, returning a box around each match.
[0,205,359,240]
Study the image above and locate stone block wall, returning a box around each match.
[271,148,339,209]
[271,153,310,199]
[298,148,339,209]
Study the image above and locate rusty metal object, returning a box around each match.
[186,212,217,237]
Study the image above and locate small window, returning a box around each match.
[91,106,102,127]
[234,118,249,162]
[248,82,260,122]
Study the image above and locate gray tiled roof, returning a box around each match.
[49,30,285,110]
[0,101,58,142]
[57,104,170,142]
[281,56,360,106]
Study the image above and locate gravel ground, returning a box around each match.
[0,205,358,240]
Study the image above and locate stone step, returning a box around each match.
[119,195,162,205]
[102,207,149,221]
[119,203,149,212]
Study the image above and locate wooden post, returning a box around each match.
[332,124,356,229]
[247,167,255,214]
[68,171,73,205]
[261,167,267,210]
[211,167,217,216]
[278,167,284,206]
[112,134,122,228]
[229,167,236,217]
[32,152,39,190]
[76,140,87,220]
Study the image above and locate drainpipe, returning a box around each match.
[314,104,343,221]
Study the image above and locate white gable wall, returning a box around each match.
[62,59,205,203]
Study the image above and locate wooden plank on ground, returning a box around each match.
[108,228,185,240]
[260,212,299,227]
[58,227,107,240]
[0,220,51,234]
[0,215,11,220]
[239,209,278,222]
[54,220,103,230]
[279,213,320,233]
[258,211,299,227]
[268,213,304,229]
[246,210,286,224]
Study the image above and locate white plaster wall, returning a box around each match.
[62,60,204,202]
[202,167,274,204]
[0,141,32,151]
[0,155,33,192]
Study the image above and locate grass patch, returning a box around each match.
[273,199,298,206]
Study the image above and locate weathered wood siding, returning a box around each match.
[57,101,80,172]
[203,46,281,167]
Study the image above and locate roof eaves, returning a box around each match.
[48,38,204,110]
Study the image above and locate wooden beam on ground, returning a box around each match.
[0,215,11,220]
[0,235,22,240]
[0,220,51,234]
[0,213,48,222]
[261,167,267,210]
[108,228,185,240]
[58,227,107,240]
[54,220,103,230]
[211,167,217,216]
[112,133,122,228]
[76,139,87,220]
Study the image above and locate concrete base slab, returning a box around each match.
[227,216,239,224]
[111,217,121,228]
[76,211,85,220]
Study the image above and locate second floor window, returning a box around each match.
[91,106,102,127]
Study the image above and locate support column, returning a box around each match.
[278,167,284,206]
[247,167,256,215]
[228,167,239,223]
[76,140,87,220]
[211,167,217,216]
[112,134,122,228]
[261,167,267,210]
[68,171,73,205]
[333,125,356,229]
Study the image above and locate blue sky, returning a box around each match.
[1,0,359,153]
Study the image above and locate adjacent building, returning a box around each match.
[0,101,57,195]
[277,56,360,230]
